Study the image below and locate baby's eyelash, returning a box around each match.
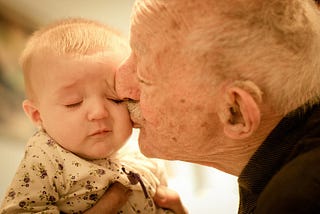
[109,99,124,104]
[65,102,82,108]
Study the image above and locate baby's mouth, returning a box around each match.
[89,129,111,136]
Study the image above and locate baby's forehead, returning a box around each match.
[67,49,127,64]
[32,50,120,82]
[35,49,125,71]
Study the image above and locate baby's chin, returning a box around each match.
[126,101,143,127]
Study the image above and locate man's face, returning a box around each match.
[116,2,222,162]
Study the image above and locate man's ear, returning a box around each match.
[22,99,42,127]
[218,81,261,140]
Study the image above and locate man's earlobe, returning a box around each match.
[218,81,261,140]
[22,99,42,127]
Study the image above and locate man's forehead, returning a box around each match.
[130,0,196,39]
[129,28,148,54]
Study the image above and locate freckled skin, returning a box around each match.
[117,4,223,163]
[116,0,283,175]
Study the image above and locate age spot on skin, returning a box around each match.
[171,137,177,142]
[171,20,181,30]
[201,122,209,128]
[195,105,204,111]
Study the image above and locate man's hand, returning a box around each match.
[84,182,132,214]
[154,185,188,214]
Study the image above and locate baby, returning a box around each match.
[0,18,172,214]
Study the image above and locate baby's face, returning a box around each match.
[31,52,132,159]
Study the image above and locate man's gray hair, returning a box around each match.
[133,0,320,115]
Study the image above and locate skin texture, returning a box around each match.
[116,1,283,176]
[113,0,307,212]
[115,0,320,174]
[114,0,320,212]
[23,52,132,160]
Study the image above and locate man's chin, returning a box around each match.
[137,131,153,155]
[138,133,167,159]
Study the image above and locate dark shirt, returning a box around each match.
[238,104,320,214]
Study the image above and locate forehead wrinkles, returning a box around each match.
[131,0,189,42]
[131,0,219,69]
[130,0,195,73]
[132,0,220,31]
[131,0,207,80]
[131,0,224,56]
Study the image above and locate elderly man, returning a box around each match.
[99,0,320,213]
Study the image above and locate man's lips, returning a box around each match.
[126,101,143,128]
[130,113,143,128]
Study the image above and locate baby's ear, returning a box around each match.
[22,99,42,127]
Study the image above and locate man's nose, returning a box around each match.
[115,57,140,101]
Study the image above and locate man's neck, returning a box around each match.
[197,107,283,176]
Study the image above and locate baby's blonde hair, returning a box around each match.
[20,18,128,99]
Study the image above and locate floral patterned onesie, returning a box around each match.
[0,130,173,214]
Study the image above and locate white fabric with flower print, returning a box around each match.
[0,130,172,214]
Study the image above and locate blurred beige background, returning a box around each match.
[0,1,239,213]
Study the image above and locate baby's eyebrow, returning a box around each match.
[52,82,79,98]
